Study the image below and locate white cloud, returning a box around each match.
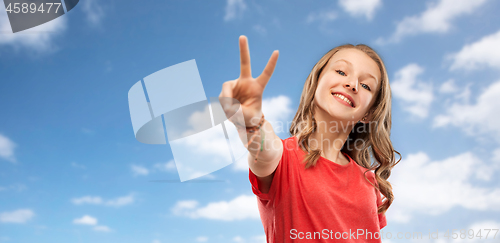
[72,196,103,205]
[338,0,382,20]
[391,64,433,118]
[433,80,500,140]
[71,193,135,207]
[184,105,213,136]
[388,152,500,223]
[164,103,237,181]
[448,29,500,71]
[377,0,488,44]
[152,240,161,243]
[438,79,458,94]
[0,183,26,192]
[231,153,250,172]
[93,225,112,232]
[250,235,266,243]
[81,0,105,27]
[0,3,67,53]
[105,194,135,207]
[172,195,259,221]
[232,235,266,243]
[467,220,500,242]
[71,161,86,169]
[196,236,208,242]
[233,236,244,242]
[185,95,292,154]
[261,95,294,140]
[306,9,337,24]
[224,0,246,22]
[431,221,500,242]
[73,215,111,232]
[493,148,500,162]
[0,209,34,223]
[172,200,198,212]
[0,134,17,163]
[161,95,293,179]
[306,8,339,35]
[154,160,177,172]
[12,184,26,191]
[131,165,149,176]
[73,215,97,225]
[469,220,500,229]
[81,128,94,134]
[262,95,293,126]
[252,25,267,35]
[437,79,473,121]
[179,119,234,159]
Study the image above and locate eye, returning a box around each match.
[361,83,371,91]
[336,70,346,76]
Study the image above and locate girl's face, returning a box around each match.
[314,48,381,123]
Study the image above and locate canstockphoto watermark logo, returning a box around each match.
[3,0,79,33]
[128,60,249,182]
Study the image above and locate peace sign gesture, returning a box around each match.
[219,35,279,127]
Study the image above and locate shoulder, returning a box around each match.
[360,168,378,186]
[282,136,300,153]
[350,159,378,184]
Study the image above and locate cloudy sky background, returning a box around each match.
[1,0,500,242]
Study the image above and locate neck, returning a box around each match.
[308,110,355,162]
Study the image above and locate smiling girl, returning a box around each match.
[219,36,401,242]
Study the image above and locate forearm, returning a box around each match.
[235,118,282,164]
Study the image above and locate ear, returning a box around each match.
[360,110,375,124]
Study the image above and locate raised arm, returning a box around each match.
[219,36,283,192]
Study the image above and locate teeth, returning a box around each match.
[333,93,353,106]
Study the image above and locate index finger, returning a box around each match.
[239,35,252,78]
[257,50,279,88]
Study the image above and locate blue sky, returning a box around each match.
[1,0,500,242]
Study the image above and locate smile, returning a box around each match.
[331,93,354,107]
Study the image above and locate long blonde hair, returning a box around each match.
[289,44,401,215]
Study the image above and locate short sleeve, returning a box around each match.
[376,185,387,229]
[249,138,287,205]
[366,170,387,229]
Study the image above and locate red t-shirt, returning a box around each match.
[249,136,387,242]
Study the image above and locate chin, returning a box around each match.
[318,108,354,123]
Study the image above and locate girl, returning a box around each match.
[219,36,400,242]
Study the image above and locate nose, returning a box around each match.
[343,78,358,93]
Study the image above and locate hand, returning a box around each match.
[219,35,279,127]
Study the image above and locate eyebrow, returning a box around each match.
[334,59,379,84]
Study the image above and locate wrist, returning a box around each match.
[247,113,264,127]
[235,114,265,133]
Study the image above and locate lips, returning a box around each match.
[331,92,355,107]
